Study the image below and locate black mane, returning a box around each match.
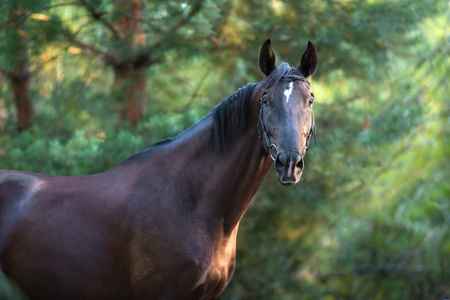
[211,83,256,149]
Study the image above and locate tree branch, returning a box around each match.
[78,0,122,40]
[317,233,433,283]
[0,2,82,29]
[0,14,17,30]
[150,0,205,49]
[41,2,81,11]
[172,0,204,32]
[316,264,429,282]
[67,37,104,56]
[65,37,117,66]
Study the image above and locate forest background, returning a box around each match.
[0,0,448,299]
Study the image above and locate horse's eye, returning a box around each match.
[261,95,268,105]
[308,97,314,106]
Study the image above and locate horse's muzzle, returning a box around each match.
[274,151,303,186]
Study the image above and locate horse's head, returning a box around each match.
[258,39,318,186]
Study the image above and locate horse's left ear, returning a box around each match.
[298,41,317,79]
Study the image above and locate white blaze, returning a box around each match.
[284,82,294,103]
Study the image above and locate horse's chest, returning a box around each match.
[131,226,238,299]
[189,234,237,299]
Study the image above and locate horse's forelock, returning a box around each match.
[261,62,299,90]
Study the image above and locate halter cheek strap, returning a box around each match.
[257,98,278,160]
[305,107,316,151]
[257,75,316,160]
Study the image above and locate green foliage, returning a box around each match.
[0,272,27,300]
[0,0,449,299]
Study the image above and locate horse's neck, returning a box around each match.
[169,102,272,235]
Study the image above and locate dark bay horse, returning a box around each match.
[0,39,317,300]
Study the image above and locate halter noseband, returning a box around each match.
[258,75,316,161]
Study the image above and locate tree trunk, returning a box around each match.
[114,68,146,125]
[113,0,146,125]
[10,67,33,131]
[8,11,33,130]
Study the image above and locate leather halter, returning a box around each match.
[258,75,316,161]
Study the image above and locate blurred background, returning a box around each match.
[0,0,448,299]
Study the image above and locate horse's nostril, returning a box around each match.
[275,155,284,170]
[296,157,304,170]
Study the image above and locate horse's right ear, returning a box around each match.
[259,39,276,76]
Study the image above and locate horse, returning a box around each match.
[0,39,318,300]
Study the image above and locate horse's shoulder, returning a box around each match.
[0,170,44,191]
[0,171,48,209]
[0,172,47,253]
